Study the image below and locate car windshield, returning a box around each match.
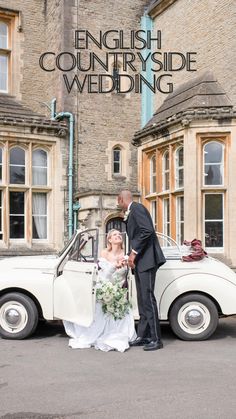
[157,232,182,259]
[57,232,77,257]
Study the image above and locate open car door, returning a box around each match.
[53,230,98,327]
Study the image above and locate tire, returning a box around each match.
[0,293,39,340]
[169,293,218,341]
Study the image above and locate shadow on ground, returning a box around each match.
[32,316,236,341]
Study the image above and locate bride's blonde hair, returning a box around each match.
[106,229,124,251]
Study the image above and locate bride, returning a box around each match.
[63,229,137,352]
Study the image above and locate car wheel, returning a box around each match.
[0,293,39,340]
[169,293,218,341]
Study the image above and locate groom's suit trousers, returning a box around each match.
[134,266,162,342]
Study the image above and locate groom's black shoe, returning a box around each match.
[129,337,151,347]
[143,340,163,351]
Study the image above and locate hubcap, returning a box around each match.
[0,301,28,334]
[186,309,204,326]
[178,302,211,335]
[5,309,21,325]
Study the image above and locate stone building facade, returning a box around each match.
[0,2,68,254]
[147,0,236,111]
[134,0,236,266]
[53,0,149,246]
[0,0,150,254]
[2,0,235,261]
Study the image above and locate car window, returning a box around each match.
[68,230,98,262]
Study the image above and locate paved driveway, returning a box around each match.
[0,317,236,419]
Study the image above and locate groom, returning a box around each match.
[118,190,166,351]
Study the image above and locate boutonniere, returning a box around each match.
[123,209,131,221]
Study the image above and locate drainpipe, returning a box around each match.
[141,13,154,127]
[51,98,74,238]
[73,201,81,232]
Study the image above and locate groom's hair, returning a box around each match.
[119,190,133,201]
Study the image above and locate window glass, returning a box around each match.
[204,142,223,186]
[113,148,121,174]
[150,155,156,193]
[112,64,120,90]
[10,147,25,184]
[32,193,47,239]
[151,200,157,230]
[163,151,170,190]
[163,198,170,236]
[0,148,2,182]
[176,147,184,189]
[0,191,2,240]
[204,142,222,163]
[32,149,47,185]
[10,192,24,238]
[176,196,184,244]
[205,194,223,247]
[205,194,223,219]
[0,22,8,48]
[0,55,7,92]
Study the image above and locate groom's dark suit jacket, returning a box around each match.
[126,202,166,273]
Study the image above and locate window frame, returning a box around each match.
[9,145,26,185]
[0,141,52,244]
[112,146,122,175]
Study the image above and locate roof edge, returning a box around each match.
[132,107,236,145]
[147,0,178,18]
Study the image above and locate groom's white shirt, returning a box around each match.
[127,201,138,255]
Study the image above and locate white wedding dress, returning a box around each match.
[63,258,137,352]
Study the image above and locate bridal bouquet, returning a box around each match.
[96,280,132,320]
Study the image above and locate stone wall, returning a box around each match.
[62,0,149,196]
[151,0,236,111]
[0,0,151,239]
[0,0,49,113]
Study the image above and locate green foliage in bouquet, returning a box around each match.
[96,280,132,320]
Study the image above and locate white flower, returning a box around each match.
[103,294,113,303]
[107,305,114,313]
[96,280,131,320]
[123,209,131,221]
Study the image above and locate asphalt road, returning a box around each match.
[1,317,236,419]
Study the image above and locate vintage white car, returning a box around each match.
[0,228,236,341]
